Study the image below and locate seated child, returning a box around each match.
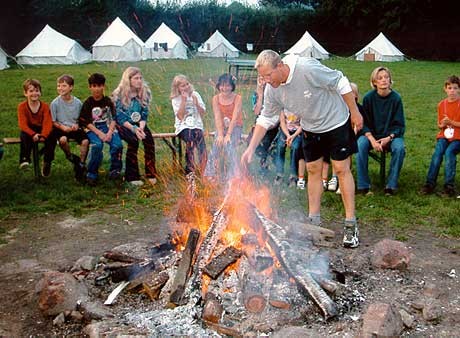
[79,73,123,186]
[17,79,55,176]
[113,67,157,186]
[421,75,460,197]
[50,74,89,181]
[170,74,207,178]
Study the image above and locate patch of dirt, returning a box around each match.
[0,205,459,337]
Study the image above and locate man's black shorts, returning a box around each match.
[302,118,357,162]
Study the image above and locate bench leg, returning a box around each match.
[380,153,386,187]
[32,142,40,180]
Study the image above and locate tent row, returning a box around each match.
[3,16,406,67]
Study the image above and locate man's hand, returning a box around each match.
[351,109,363,132]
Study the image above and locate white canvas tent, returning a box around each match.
[145,22,187,59]
[92,17,145,62]
[197,30,240,58]
[16,25,91,65]
[284,30,329,60]
[0,46,8,70]
[355,32,405,62]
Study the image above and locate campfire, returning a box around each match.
[97,176,345,336]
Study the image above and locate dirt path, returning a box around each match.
[0,207,459,337]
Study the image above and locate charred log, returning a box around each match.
[168,228,200,306]
[203,319,243,338]
[127,270,170,301]
[248,204,338,319]
[243,270,267,313]
[244,245,274,272]
[269,269,293,310]
[203,246,242,279]
[110,260,155,283]
[103,251,142,264]
[202,292,223,324]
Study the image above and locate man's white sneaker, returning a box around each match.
[129,180,144,186]
[322,179,328,191]
[336,187,341,194]
[343,222,359,248]
[19,161,30,169]
[297,178,305,190]
[328,176,338,191]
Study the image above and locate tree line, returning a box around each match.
[1,0,458,60]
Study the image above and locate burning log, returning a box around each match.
[203,246,242,279]
[203,320,243,338]
[243,270,267,313]
[248,204,338,319]
[269,269,293,310]
[168,228,200,307]
[310,273,339,295]
[110,260,155,283]
[202,292,223,323]
[184,195,231,304]
[127,270,170,301]
[244,245,274,272]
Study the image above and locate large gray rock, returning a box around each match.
[361,302,404,338]
[371,239,411,270]
[37,271,88,316]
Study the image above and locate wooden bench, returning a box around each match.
[368,150,387,186]
[3,133,182,179]
[227,59,256,79]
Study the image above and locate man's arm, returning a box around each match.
[241,124,268,167]
[341,91,363,132]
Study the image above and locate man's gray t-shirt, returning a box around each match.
[258,55,350,134]
[50,96,82,127]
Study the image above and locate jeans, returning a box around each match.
[19,130,56,164]
[86,124,123,180]
[356,135,405,190]
[255,125,279,164]
[204,126,242,180]
[425,138,460,187]
[274,130,302,177]
[118,125,157,181]
[178,128,207,175]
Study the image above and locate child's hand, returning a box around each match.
[216,135,224,147]
[286,135,293,146]
[224,134,231,145]
[136,127,146,140]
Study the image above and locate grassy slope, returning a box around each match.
[0,58,459,238]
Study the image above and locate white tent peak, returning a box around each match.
[92,17,145,62]
[355,32,405,62]
[197,30,240,58]
[16,24,91,65]
[144,22,188,59]
[93,17,144,47]
[0,45,9,70]
[284,30,329,60]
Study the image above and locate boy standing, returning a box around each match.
[421,75,460,197]
[18,79,55,176]
[50,74,88,181]
[79,73,123,186]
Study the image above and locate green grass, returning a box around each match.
[1,57,460,239]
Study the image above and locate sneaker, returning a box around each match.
[19,161,30,169]
[41,162,51,177]
[86,177,97,187]
[147,177,157,185]
[343,222,359,248]
[297,178,306,190]
[327,176,338,192]
[336,186,341,194]
[322,179,328,191]
[108,170,121,180]
[441,185,456,197]
[357,188,373,196]
[420,183,435,195]
[288,176,297,188]
[274,174,283,186]
[129,180,144,186]
[384,188,395,196]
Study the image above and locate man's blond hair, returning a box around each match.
[255,50,282,69]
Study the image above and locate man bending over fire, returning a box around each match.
[241,50,363,248]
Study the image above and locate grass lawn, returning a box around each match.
[0,57,459,239]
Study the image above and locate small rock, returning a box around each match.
[410,300,425,311]
[422,300,442,322]
[272,326,319,338]
[361,302,404,338]
[423,282,441,299]
[52,313,65,326]
[71,256,97,272]
[70,310,84,322]
[80,301,113,320]
[399,308,415,328]
[371,239,411,270]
